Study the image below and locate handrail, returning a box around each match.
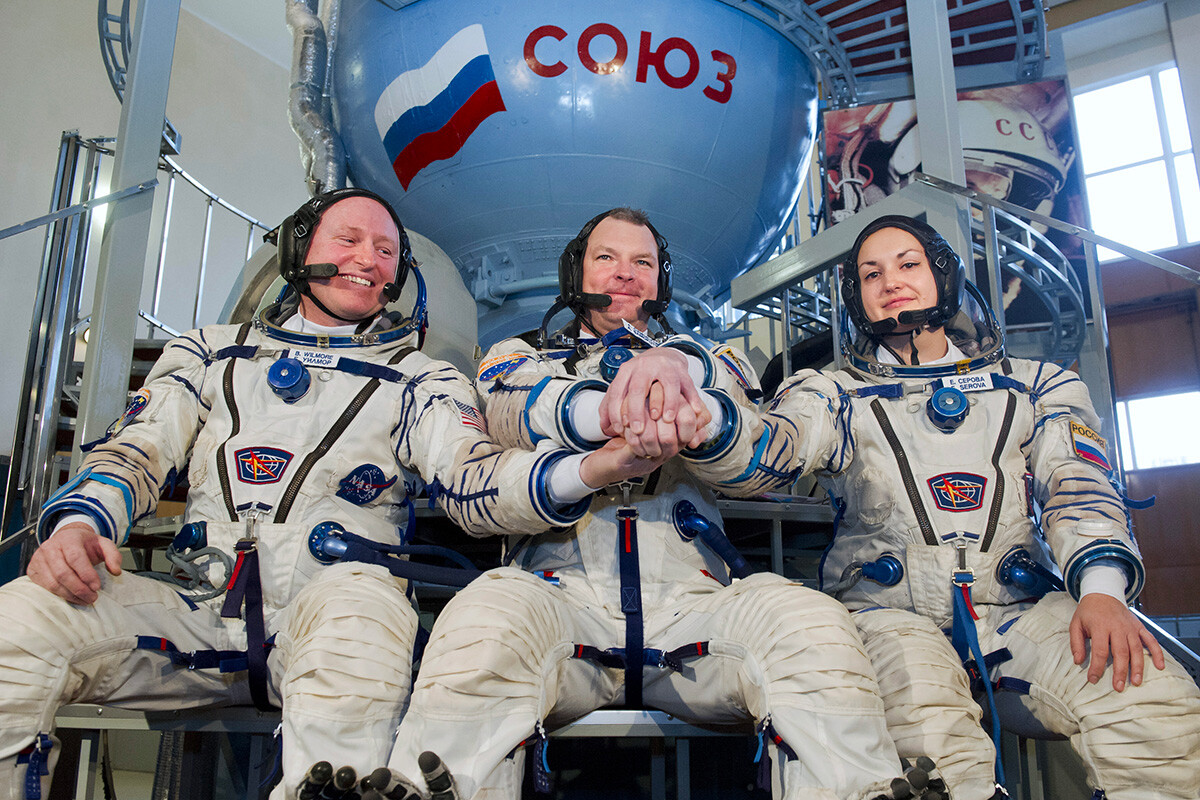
[0,181,156,243]
[914,173,1200,287]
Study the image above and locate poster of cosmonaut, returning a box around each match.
[823,79,1090,328]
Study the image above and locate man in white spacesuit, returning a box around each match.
[708,214,1200,799]
[383,208,948,800]
[0,189,588,800]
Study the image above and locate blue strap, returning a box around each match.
[19,734,53,800]
[952,586,1007,788]
[134,635,249,672]
[208,345,259,363]
[617,507,644,708]
[218,540,277,711]
[523,376,554,445]
[848,383,904,399]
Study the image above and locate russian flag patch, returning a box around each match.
[374,24,507,190]
[1070,421,1111,473]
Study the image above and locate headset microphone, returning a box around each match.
[577,292,612,308]
[296,263,338,280]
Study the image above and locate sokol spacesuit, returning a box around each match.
[710,215,1200,799]
[0,190,582,800]
[385,209,947,800]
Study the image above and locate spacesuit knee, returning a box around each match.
[993,595,1200,800]
[853,608,997,800]
[413,568,574,714]
[276,563,418,712]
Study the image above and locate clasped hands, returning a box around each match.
[579,348,711,488]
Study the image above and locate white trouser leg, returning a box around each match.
[268,563,416,800]
[642,574,903,800]
[853,607,999,800]
[388,569,615,800]
[983,594,1200,800]
[0,573,247,800]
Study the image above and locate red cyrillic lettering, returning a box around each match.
[636,32,699,89]
[525,25,568,78]
[578,23,627,75]
[703,50,736,104]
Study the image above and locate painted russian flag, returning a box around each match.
[375,24,506,190]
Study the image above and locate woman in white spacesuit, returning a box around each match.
[0,190,586,800]
[707,214,1200,799]
[381,208,949,800]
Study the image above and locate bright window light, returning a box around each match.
[1116,391,1200,470]
[1073,66,1197,263]
[1085,162,1175,259]
[1074,76,1161,172]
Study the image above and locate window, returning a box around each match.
[1073,67,1199,261]
[1115,390,1200,471]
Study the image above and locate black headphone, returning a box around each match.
[556,208,673,316]
[268,188,415,306]
[841,214,965,338]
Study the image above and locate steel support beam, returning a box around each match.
[74,0,181,470]
[906,0,972,271]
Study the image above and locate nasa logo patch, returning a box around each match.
[234,447,293,484]
[928,472,987,512]
[478,353,531,382]
[337,463,398,505]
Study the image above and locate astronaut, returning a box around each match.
[0,189,585,800]
[383,208,948,800]
[710,214,1200,799]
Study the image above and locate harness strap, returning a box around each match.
[617,507,644,708]
[951,586,1007,788]
[219,539,277,711]
[18,734,53,800]
[134,635,249,672]
[570,641,712,672]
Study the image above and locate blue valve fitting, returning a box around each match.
[171,521,207,552]
[599,347,634,382]
[861,554,904,586]
[307,521,349,564]
[927,387,969,432]
[268,357,312,403]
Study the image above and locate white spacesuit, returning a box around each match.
[0,190,580,800]
[387,208,945,800]
[710,215,1200,800]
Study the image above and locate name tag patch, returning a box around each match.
[290,350,339,369]
[942,373,992,393]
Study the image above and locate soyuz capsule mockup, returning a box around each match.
[306,0,819,345]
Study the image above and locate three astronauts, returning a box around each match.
[1,191,1197,800]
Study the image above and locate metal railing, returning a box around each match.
[0,132,270,553]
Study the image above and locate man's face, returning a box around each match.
[298,196,401,326]
[579,216,660,335]
[856,226,939,333]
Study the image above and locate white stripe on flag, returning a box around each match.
[374,24,489,140]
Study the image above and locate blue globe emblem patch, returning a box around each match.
[927,472,987,512]
[337,464,398,505]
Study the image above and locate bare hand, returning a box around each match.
[25,522,122,605]
[578,435,680,489]
[621,383,710,456]
[599,349,707,439]
[1070,593,1165,691]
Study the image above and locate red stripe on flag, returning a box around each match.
[393,81,506,190]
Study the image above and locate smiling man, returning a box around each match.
[0,189,586,800]
[382,208,948,800]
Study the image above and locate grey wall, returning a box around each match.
[0,0,309,459]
